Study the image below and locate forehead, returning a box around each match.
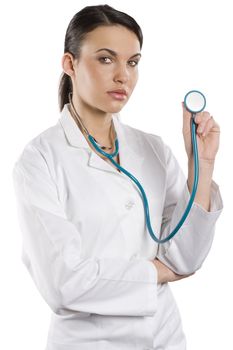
[81,25,141,56]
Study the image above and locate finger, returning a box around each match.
[182,101,192,119]
[202,116,215,137]
[182,101,192,133]
[195,111,212,135]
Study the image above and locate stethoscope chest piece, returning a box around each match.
[184,90,206,115]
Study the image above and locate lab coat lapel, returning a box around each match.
[88,114,144,177]
[112,115,144,177]
[59,104,144,177]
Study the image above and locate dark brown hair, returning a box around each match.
[58,4,143,111]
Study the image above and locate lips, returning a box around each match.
[108,89,127,96]
[107,89,128,101]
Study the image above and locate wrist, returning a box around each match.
[188,156,215,168]
[187,158,214,211]
[188,158,214,181]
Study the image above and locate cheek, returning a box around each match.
[79,65,97,85]
[81,64,111,91]
[133,72,139,85]
[129,71,138,91]
[75,62,139,103]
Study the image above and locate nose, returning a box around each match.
[113,63,129,84]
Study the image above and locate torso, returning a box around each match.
[106,153,121,172]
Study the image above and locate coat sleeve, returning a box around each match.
[157,143,223,275]
[12,144,158,317]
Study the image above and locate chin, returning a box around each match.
[92,99,128,114]
[107,106,124,114]
[105,102,127,114]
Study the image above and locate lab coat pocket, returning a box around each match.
[47,313,100,347]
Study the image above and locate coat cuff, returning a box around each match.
[184,179,223,215]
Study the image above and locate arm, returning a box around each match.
[156,105,223,275]
[152,258,195,284]
[185,104,221,212]
[12,144,158,317]
[187,159,214,211]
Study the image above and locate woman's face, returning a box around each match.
[71,25,141,114]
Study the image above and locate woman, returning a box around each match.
[12,4,223,350]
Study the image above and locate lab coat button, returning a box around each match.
[125,200,135,209]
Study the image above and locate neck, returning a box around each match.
[71,93,113,140]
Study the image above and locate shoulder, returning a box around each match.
[27,122,64,151]
[13,117,65,171]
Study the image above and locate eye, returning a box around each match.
[98,56,113,64]
[128,60,139,67]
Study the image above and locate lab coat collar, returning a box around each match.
[59,104,90,149]
[59,104,144,176]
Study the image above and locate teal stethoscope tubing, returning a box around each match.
[88,117,199,244]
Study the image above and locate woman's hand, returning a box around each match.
[182,102,221,211]
[151,258,194,284]
[182,102,220,164]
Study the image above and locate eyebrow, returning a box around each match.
[95,48,141,59]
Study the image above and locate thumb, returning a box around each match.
[182,101,192,132]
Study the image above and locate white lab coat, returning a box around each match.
[12,104,223,350]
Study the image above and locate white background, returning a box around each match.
[0,0,232,349]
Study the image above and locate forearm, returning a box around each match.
[151,258,195,283]
[187,159,214,212]
[157,152,222,275]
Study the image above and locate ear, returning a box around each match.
[61,53,75,77]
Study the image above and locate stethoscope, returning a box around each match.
[69,90,206,244]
